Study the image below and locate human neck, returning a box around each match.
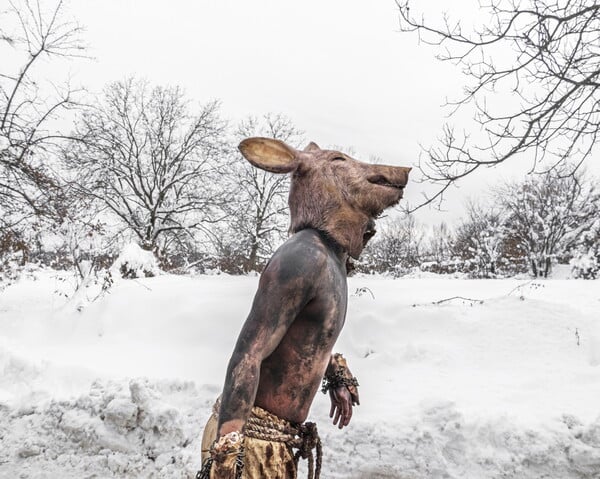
[314,229,349,265]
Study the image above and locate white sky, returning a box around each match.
[40,1,600,225]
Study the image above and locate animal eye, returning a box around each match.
[332,157,345,161]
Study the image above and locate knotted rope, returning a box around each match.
[244,408,322,479]
[291,422,322,479]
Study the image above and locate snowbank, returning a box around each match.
[1,272,599,478]
[0,378,211,478]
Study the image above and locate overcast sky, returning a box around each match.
[49,1,597,225]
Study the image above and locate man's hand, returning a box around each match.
[329,385,359,429]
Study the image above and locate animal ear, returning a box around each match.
[303,142,320,153]
[239,137,299,173]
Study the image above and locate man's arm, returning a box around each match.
[217,247,324,438]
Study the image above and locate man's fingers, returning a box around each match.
[338,400,348,429]
[344,399,352,427]
[344,401,353,426]
[333,405,341,426]
[330,388,356,429]
[330,390,338,420]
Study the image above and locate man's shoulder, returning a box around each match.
[277,229,331,261]
[263,230,330,281]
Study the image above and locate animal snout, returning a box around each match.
[367,166,411,190]
[401,167,411,186]
[367,174,405,189]
[393,167,411,188]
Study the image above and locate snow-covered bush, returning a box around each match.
[571,252,599,279]
[356,215,423,277]
[112,243,160,279]
[419,258,465,275]
[453,204,525,278]
[0,230,30,287]
[499,171,600,278]
[570,222,600,279]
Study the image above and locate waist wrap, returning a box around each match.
[244,407,322,479]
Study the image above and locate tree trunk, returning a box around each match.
[531,258,538,277]
[543,257,551,278]
[247,240,259,273]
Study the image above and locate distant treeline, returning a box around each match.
[357,171,600,279]
[1,2,599,285]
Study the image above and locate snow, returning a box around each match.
[1,271,600,478]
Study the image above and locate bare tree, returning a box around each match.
[426,221,454,265]
[357,214,423,276]
[397,1,600,208]
[218,113,304,272]
[0,0,84,231]
[498,170,600,277]
[68,79,229,257]
[453,203,513,277]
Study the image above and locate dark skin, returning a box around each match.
[217,228,357,437]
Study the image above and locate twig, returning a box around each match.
[352,287,375,299]
[431,296,484,305]
[132,278,152,291]
[412,295,484,307]
[506,280,534,297]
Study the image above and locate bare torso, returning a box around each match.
[217,228,348,432]
[254,230,348,422]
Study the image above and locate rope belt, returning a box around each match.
[244,407,323,479]
[197,405,322,479]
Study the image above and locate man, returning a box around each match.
[199,137,410,478]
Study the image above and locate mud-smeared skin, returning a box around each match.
[218,229,347,427]
[217,138,411,438]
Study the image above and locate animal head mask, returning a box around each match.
[239,137,411,259]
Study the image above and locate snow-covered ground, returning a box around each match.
[1,270,599,478]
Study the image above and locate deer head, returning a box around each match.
[239,137,411,259]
